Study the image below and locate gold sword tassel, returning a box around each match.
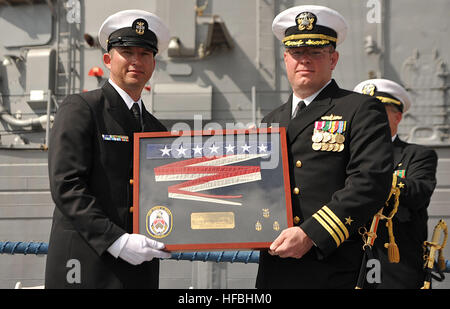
[380,174,401,263]
[355,174,401,288]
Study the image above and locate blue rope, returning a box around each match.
[0,241,260,264]
[0,241,7,253]
[1,241,262,263]
[231,251,239,263]
[170,250,260,264]
[3,241,450,271]
[246,250,254,264]
[0,241,48,255]
[24,242,31,255]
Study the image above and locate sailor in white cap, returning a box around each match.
[354,79,438,289]
[257,6,394,288]
[99,9,170,103]
[46,10,171,289]
[272,4,348,49]
[354,78,412,136]
[98,9,170,55]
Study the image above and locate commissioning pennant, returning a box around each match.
[146,142,271,206]
[154,154,267,205]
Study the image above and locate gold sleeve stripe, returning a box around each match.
[317,210,345,243]
[312,213,341,247]
[322,206,350,239]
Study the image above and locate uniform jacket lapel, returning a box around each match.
[102,82,136,137]
[278,94,293,129]
[142,103,162,132]
[392,136,411,221]
[393,136,405,168]
[141,104,152,132]
[287,80,337,144]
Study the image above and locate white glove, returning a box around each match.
[114,233,171,265]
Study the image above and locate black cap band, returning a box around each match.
[107,26,158,54]
[283,24,337,48]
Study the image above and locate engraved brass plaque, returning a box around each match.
[191,212,235,230]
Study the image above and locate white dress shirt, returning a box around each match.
[108,79,142,115]
[291,79,332,117]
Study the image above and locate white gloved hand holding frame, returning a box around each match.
[108,233,171,265]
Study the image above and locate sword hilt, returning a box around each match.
[422,219,448,289]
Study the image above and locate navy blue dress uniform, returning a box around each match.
[256,6,394,289]
[354,79,438,288]
[45,10,170,288]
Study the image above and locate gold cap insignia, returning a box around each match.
[296,12,316,31]
[132,18,148,36]
[362,84,376,96]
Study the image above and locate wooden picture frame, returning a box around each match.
[133,128,292,251]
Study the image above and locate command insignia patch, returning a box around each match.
[146,206,173,238]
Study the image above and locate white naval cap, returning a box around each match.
[98,9,170,55]
[353,79,412,113]
[272,5,348,48]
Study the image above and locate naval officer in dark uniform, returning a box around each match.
[256,5,394,288]
[45,10,171,288]
[354,79,438,289]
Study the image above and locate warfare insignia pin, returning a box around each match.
[321,114,342,121]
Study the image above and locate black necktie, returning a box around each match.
[292,101,306,119]
[131,102,142,132]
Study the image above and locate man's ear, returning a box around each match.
[396,110,403,125]
[330,50,339,71]
[103,52,112,70]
